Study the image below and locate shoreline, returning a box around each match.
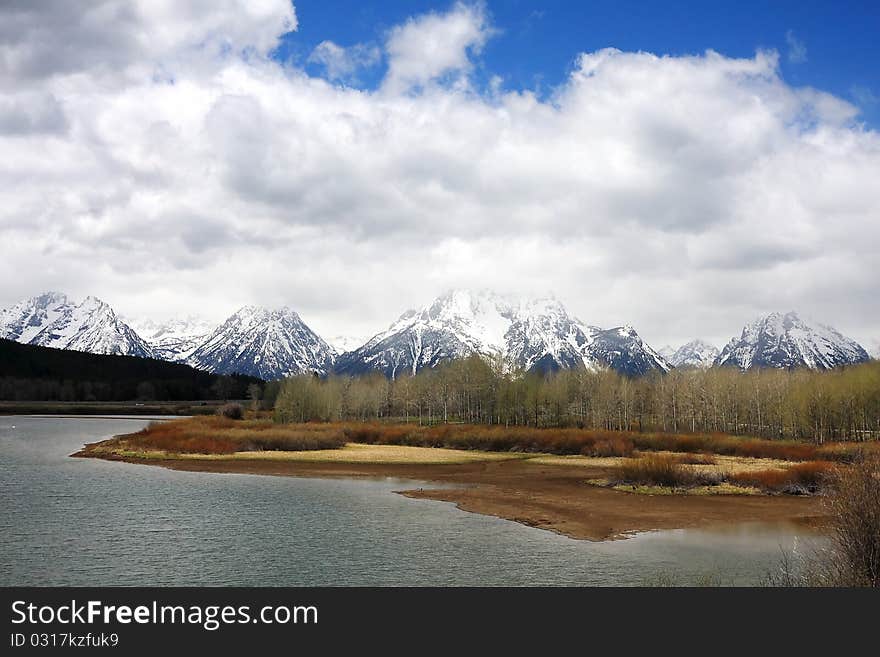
[74,445,827,541]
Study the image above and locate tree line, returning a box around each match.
[273,356,880,442]
[0,338,262,402]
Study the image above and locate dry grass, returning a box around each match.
[609,452,834,495]
[116,416,347,454]
[674,453,717,465]
[103,419,875,499]
[616,454,698,488]
[342,423,638,456]
[215,443,523,464]
[100,441,526,465]
[630,433,824,461]
[728,461,835,494]
[527,455,633,468]
[339,423,872,462]
[609,482,763,496]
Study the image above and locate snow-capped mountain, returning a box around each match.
[187,305,336,380]
[1,292,72,343]
[328,334,370,355]
[664,339,720,369]
[586,325,672,376]
[333,289,670,378]
[715,312,869,371]
[0,292,154,358]
[126,315,216,361]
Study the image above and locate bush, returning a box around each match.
[583,436,634,457]
[616,455,696,487]
[728,461,834,494]
[769,457,880,587]
[217,403,244,420]
[823,457,880,586]
[120,416,346,454]
[630,433,821,461]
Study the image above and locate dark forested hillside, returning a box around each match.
[0,338,262,401]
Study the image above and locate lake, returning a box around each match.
[0,416,822,586]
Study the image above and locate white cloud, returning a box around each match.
[308,40,380,82]
[785,29,807,64]
[0,1,878,352]
[382,1,493,94]
[0,0,296,87]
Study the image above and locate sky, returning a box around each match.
[0,0,878,354]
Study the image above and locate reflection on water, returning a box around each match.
[0,416,824,586]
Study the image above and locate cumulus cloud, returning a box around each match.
[382,1,493,94]
[0,0,296,86]
[308,40,381,82]
[0,1,878,351]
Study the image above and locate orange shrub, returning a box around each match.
[122,417,345,454]
[729,461,834,493]
[616,455,696,487]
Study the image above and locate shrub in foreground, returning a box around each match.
[769,457,880,587]
[729,461,834,494]
[823,457,880,586]
[217,403,244,420]
[616,455,696,488]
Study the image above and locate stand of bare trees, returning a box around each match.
[274,357,880,443]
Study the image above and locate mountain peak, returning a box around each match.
[125,314,217,362]
[188,304,334,379]
[717,311,868,370]
[335,291,669,378]
[35,291,70,305]
[0,292,153,358]
[666,339,719,368]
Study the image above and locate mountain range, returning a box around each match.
[125,315,216,361]
[334,290,670,377]
[0,291,872,380]
[0,292,154,358]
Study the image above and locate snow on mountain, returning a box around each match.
[665,339,720,369]
[715,311,869,371]
[0,292,154,358]
[328,333,371,355]
[333,290,511,378]
[586,325,672,376]
[1,292,72,343]
[334,289,669,378]
[187,305,336,380]
[126,315,216,361]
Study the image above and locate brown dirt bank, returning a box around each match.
[74,445,826,541]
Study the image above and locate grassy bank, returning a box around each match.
[604,452,836,495]
[114,416,347,454]
[81,416,878,497]
[338,422,870,463]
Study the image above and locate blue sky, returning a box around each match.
[278,0,880,126]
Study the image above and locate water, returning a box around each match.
[0,417,822,586]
